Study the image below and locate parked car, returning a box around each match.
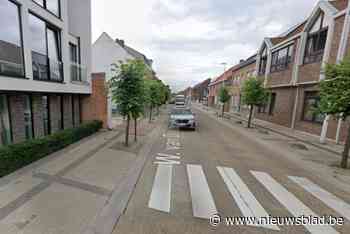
[168,107,196,130]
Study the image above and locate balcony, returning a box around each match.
[32,52,63,82]
[70,63,88,83]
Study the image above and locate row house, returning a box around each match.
[191,78,211,103]
[255,0,350,143]
[0,0,92,147]
[207,56,256,113]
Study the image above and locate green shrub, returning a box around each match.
[0,120,103,178]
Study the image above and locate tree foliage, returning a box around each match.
[241,77,268,106]
[219,86,231,104]
[319,57,350,168]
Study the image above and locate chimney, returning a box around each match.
[115,39,125,47]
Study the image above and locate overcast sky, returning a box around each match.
[92,0,319,92]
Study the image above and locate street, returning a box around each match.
[113,105,350,234]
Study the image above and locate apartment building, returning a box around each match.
[191,78,211,103]
[255,0,350,142]
[0,0,92,146]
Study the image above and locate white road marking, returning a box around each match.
[252,171,339,234]
[148,165,173,212]
[154,153,181,165]
[289,176,350,221]
[187,164,217,219]
[217,167,279,231]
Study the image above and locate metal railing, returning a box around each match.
[0,59,24,77]
[32,52,63,82]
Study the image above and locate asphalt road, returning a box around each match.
[113,106,350,234]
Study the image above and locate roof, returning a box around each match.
[123,45,153,68]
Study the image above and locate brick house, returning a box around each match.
[255,0,350,143]
[191,78,211,103]
[0,0,94,147]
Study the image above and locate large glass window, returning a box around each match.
[42,95,50,135]
[24,95,34,140]
[0,0,24,77]
[69,43,81,81]
[259,47,268,75]
[33,0,60,17]
[29,14,62,82]
[302,91,325,123]
[271,44,294,73]
[0,95,12,146]
[304,13,328,64]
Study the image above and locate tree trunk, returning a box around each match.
[125,115,130,147]
[341,123,350,168]
[247,105,254,128]
[222,103,225,118]
[149,106,153,123]
[134,117,137,142]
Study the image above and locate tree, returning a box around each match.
[218,86,231,118]
[319,57,350,168]
[109,60,146,146]
[144,79,161,123]
[241,77,268,128]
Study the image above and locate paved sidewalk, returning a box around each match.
[196,103,345,156]
[0,117,161,234]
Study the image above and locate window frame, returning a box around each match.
[0,94,13,145]
[23,94,34,140]
[42,95,51,135]
[32,0,61,18]
[304,13,328,65]
[0,0,26,79]
[270,43,294,73]
[302,91,325,124]
[258,56,267,76]
[29,12,63,83]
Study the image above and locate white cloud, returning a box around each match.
[92,0,319,92]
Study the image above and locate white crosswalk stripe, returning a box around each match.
[148,164,173,212]
[217,167,279,231]
[252,171,339,234]
[289,176,350,221]
[187,164,218,219]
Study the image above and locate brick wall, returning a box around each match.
[63,95,73,129]
[49,95,61,133]
[81,73,108,128]
[8,94,26,143]
[329,15,345,64]
[256,87,296,128]
[32,94,45,138]
[297,62,322,83]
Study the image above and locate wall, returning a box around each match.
[81,73,108,128]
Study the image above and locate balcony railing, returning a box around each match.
[32,52,63,82]
[70,62,87,83]
[0,59,24,77]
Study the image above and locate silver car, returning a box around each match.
[168,107,197,130]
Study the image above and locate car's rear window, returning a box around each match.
[171,109,192,115]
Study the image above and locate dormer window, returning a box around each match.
[271,44,294,73]
[259,47,268,75]
[304,12,328,64]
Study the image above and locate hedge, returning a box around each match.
[0,120,103,178]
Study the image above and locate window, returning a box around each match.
[269,93,276,115]
[304,13,328,64]
[42,95,50,135]
[33,0,60,17]
[259,47,268,75]
[0,94,12,145]
[70,42,81,82]
[0,0,24,77]
[24,95,34,140]
[29,14,63,82]
[302,91,325,123]
[271,44,294,73]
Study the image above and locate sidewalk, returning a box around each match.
[0,116,161,234]
[195,103,345,156]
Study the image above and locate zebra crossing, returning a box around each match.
[148,164,350,233]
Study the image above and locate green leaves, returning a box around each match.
[241,77,268,106]
[109,60,147,119]
[319,57,350,118]
[218,86,230,104]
